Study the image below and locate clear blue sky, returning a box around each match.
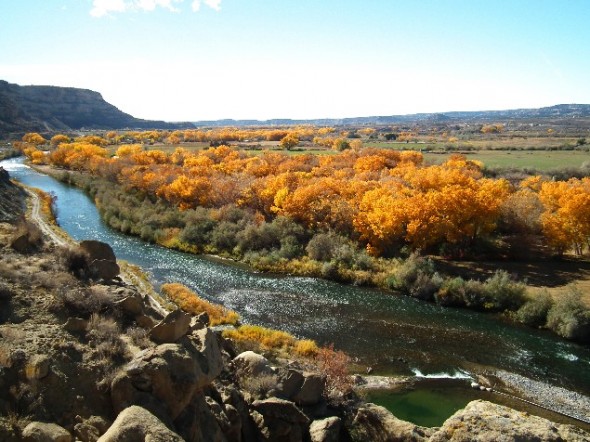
[1,0,589,121]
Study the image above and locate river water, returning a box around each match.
[3,157,590,398]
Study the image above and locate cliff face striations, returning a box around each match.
[0,80,192,136]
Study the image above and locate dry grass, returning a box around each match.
[161,283,239,326]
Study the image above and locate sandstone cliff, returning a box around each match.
[0,80,193,136]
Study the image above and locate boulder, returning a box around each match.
[219,384,258,441]
[189,311,209,331]
[348,403,433,442]
[79,240,119,281]
[79,240,116,262]
[111,331,222,421]
[114,293,144,317]
[206,396,242,441]
[10,234,31,254]
[233,351,274,378]
[173,393,226,442]
[187,327,224,384]
[309,417,341,442]
[111,344,202,419]
[22,421,72,442]
[251,397,311,441]
[292,372,325,406]
[149,309,192,344]
[63,317,88,333]
[252,398,310,424]
[90,260,120,282]
[25,354,51,380]
[429,400,590,441]
[73,416,110,442]
[97,406,183,441]
[276,369,304,400]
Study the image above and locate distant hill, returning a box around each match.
[2,80,589,136]
[0,80,193,136]
[194,104,590,127]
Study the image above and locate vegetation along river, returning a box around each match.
[3,157,590,423]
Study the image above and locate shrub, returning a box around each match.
[434,277,467,307]
[513,290,553,327]
[459,279,487,309]
[278,235,304,259]
[316,344,353,400]
[86,313,125,361]
[306,232,351,262]
[240,373,279,399]
[223,324,319,358]
[11,220,44,253]
[462,271,526,311]
[237,222,281,252]
[180,219,216,246]
[210,221,241,252]
[223,325,296,351]
[161,283,239,326]
[60,246,90,278]
[294,339,319,357]
[480,271,526,311]
[387,253,439,300]
[126,326,152,348]
[52,285,114,317]
[546,287,590,342]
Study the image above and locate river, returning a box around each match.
[3,157,589,419]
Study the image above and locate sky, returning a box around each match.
[1,0,589,122]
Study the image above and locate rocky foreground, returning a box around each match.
[1,172,589,441]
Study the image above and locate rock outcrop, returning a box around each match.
[0,167,25,222]
[79,240,120,281]
[429,400,590,442]
[97,406,184,442]
[22,422,72,442]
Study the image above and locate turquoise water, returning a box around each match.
[366,386,480,427]
[3,157,590,398]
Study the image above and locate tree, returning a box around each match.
[279,133,299,150]
[50,134,70,147]
[22,132,47,146]
[539,178,590,256]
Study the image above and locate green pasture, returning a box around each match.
[424,150,590,171]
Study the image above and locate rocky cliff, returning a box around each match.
[0,167,25,222]
[0,175,588,441]
[0,80,193,136]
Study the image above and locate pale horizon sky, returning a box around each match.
[1,0,589,122]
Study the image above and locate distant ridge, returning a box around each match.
[1,80,589,136]
[0,80,194,136]
[193,104,590,127]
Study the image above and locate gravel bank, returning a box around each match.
[495,369,590,424]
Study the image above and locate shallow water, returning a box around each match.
[4,158,590,399]
[366,384,480,427]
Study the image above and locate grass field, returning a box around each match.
[424,150,590,170]
[132,138,590,171]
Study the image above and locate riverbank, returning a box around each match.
[20,164,590,428]
[4,157,590,429]
[27,161,590,350]
[493,370,590,425]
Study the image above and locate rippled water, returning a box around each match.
[4,157,590,395]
